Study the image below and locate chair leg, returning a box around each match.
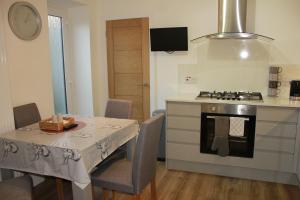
[112,190,116,200]
[55,178,65,200]
[102,189,109,200]
[133,194,141,200]
[91,185,96,200]
[151,178,157,200]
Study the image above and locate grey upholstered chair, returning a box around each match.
[0,175,33,200]
[13,103,65,198]
[104,99,133,160]
[13,103,41,129]
[91,113,165,200]
[105,99,133,119]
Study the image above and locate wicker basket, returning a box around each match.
[39,117,75,132]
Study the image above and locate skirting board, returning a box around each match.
[167,159,300,186]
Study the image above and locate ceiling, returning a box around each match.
[47,0,85,8]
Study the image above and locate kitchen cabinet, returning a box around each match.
[166,100,300,185]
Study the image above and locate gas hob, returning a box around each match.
[196,91,263,101]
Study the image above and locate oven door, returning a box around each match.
[200,113,256,158]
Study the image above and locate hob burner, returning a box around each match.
[196,91,263,101]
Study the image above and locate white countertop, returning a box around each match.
[166,96,300,108]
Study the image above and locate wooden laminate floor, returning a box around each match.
[34,162,300,200]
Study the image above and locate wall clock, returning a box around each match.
[8,2,42,41]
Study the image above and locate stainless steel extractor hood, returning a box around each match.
[191,0,274,42]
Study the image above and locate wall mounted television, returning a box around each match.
[150,27,188,52]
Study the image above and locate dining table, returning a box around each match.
[0,116,139,200]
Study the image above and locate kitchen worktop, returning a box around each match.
[166,96,300,108]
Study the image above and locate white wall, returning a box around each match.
[3,0,54,118]
[1,0,54,185]
[48,0,86,7]
[68,6,94,116]
[0,0,14,134]
[88,0,107,116]
[89,0,300,114]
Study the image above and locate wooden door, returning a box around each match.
[106,18,150,122]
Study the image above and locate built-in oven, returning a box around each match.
[200,103,256,158]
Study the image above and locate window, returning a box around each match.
[48,15,68,114]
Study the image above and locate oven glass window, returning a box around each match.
[200,113,256,158]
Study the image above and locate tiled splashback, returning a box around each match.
[178,39,300,98]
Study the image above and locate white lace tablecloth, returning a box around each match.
[0,117,139,189]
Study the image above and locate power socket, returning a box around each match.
[184,76,196,84]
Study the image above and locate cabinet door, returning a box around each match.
[257,107,298,123]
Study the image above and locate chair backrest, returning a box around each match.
[132,113,165,193]
[13,103,41,129]
[105,99,132,119]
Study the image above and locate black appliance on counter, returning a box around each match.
[290,80,300,101]
[200,103,256,158]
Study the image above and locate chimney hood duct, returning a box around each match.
[191,0,274,42]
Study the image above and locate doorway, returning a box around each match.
[106,18,150,122]
[48,15,68,114]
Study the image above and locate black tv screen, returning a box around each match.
[150,27,188,51]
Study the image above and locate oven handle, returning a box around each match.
[206,116,249,121]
